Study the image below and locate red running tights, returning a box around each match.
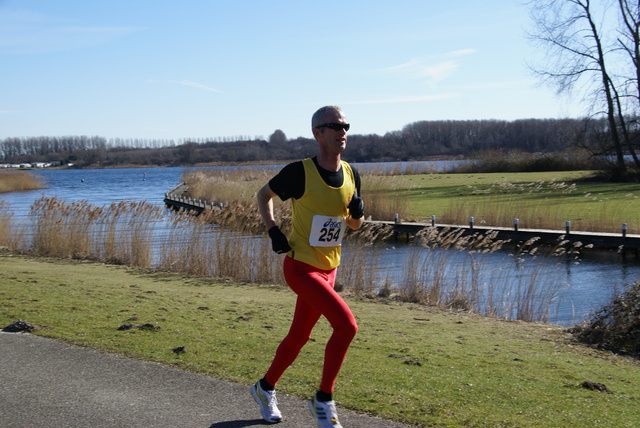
[264,256,358,393]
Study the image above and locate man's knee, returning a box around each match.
[339,319,358,339]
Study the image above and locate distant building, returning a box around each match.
[0,161,61,169]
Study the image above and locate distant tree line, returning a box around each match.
[0,118,635,168]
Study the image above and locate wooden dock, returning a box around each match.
[164,183,221,214]
[164,184,640,256]
[371,219,640,252]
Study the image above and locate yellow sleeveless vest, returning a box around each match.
[287,158,355,270]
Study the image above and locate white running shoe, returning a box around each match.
[251,381,283,423]
[309,396,343,427]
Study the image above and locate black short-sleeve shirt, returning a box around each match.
[269,156,361,201]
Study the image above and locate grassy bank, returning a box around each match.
[1,252,638,427]
[372,170,640,234]
[185,169,640,234]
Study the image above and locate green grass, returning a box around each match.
[400,171,589,215]
[372,171,640,233]
[1,251,638,427]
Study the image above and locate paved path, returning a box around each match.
[0,332,414,428]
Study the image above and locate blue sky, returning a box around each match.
[0,0,586,142]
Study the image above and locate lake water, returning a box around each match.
[2,164,639,327]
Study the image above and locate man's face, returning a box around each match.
[313,110,349,155]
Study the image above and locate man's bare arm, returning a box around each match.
[257,183,278,231]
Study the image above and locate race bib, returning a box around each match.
[309,215,345,247]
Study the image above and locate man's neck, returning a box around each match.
[316,152,341,172]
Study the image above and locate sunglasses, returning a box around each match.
[316,122,350,132]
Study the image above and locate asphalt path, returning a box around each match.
[0,332,415,428]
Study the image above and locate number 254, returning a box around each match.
[319,227,340,242]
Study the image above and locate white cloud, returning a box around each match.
[418,60,459,81]
[381,49,477,86]
[178,80,222,93]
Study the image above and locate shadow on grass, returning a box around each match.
[209,419,271,427]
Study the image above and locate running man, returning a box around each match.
[251,106,364,427]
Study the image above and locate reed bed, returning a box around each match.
[392,227,561,322]
[182,167,273,205]
[27,197,165,267]
[157,212,284,284]
[0,201,27,250]
[361,174,414,222]
[0,170,46,193]
[201,200,287,235]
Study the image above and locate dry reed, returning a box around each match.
[0,170,46,193]
[156,210,285,284]
[338,242,387,296]
[0,201,27,250]
[182,167,273,205]
[361,174,413,222]
[383,226,563,321]
[28,197,165,266]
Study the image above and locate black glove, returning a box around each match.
[268,226,291,254]
[348,192,364,219]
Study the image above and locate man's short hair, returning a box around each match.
[311,106,343,129]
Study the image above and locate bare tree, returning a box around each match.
[616,0,640,166]
[527,0,640,175]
